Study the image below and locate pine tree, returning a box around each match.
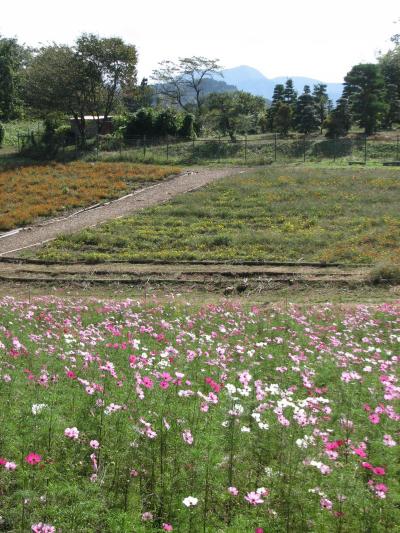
[294,87,320,134]
[312,83,329,133]
[324,97,352,138]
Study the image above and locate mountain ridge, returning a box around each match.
[221,65,344,103]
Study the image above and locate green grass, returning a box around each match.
[1,119,43,147]
[34,166,400,265]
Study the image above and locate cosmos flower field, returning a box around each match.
[0,296,399,532]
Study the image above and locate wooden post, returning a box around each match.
[274,133,277,162]
[364,135,367,164]
[244,135,247,162]
[303,135,306,162]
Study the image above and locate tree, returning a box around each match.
[273,102,292,136]
[0,36,30,120]
[294,87,320,134]
[312,83,329,133]
[123,78,154,112]
[25,35,137,140]
[267,84,285,131]
[284,79,297,106]
[379,44,400,128]
[152,56,222,117]
[205,91,266,140]
[324,97,351,138]
[343,63,386,134]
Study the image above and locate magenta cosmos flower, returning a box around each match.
[25,453,42,466]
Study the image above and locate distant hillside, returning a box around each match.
[221,65,344,103]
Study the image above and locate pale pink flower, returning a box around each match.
[228,486,238,496]
[162,524,173,531]
[245,491,264,505]
[90,440,100,449]
[182,429,193,445]
[64,427,79,440]
[4,461,17,470]
[320,498,333,510]
[142,512,153,521]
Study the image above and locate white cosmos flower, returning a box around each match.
[183,496,198,507]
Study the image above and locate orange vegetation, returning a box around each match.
[0,162,179,230]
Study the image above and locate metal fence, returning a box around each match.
[17,132,400,165]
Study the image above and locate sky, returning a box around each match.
[1,0,399,83]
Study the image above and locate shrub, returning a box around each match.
[369,262,400,285]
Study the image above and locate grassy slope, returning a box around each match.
[35,166,400,264]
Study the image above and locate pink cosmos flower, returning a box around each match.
[4,461,17,470]
[320,498,333,510]
[25,453,42,466]
[361,462,373,470]
[255,529,264,533]
[383,434,396,447]
[245,491,264,505]
[64,427,79,440]
[90,440,100,449]
[372,466,385,476]
[141,512,153,521]
[182,429,193,445]
[163,524,173,531]
[228,486,239,496]
[369,413,380,424]
[31,523,55,533]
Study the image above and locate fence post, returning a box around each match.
[143,134,146,159]
[364,135,367,164]
[396,135,399,161]
[166,136,169,161]
[244,135,247,162]
[192,137,195,162]
[303,135,306,162]
[17,133,20,152]
[96,135,99,159]
[218,135,221,163]
[274,133,277,162]
[333,136,336,162]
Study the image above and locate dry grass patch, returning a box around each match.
[0,162,180,230]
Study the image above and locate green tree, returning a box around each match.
[154,108,181,137]
[343,63,386,134]
[0,36,30,120]
[25,35,137,140]
[152,57,222,117]
[379,44,400,128]
[324,97,352,138]
[312,83,329,133]
[294,86,320,134]
[273,102,292,136]
[284,79,297,105]
[267,84,286,131]
[205,91,266,140]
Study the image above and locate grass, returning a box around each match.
[34,166,400,265]
[0,296,398,532]
[0,162,180,231]
[0,119,43,147]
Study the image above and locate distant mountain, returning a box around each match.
[221,66,344,104]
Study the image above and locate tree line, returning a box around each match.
[0,30,400,151]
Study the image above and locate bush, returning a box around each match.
[369,262,400,285]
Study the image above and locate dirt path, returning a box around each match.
[0,167,247,256]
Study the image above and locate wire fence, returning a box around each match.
[17,132,400,165]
